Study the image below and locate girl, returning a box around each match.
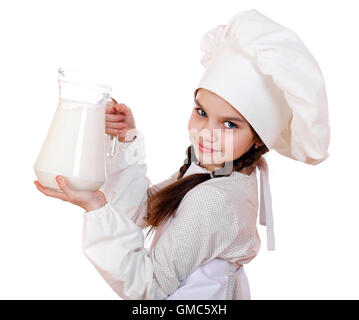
[34,9,330,300]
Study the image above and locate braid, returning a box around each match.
[145,131,269,237]
[178,145,199,179]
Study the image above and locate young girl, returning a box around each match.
[34,9,330,300]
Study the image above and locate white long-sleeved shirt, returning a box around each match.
[82,131,263,299]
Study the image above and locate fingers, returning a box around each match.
[106,97,118,107]
[105,99,133,137]
[34,180,67,201]
[106,121,128,130]
[106,105,116,114]
[114,103,131,116]
[106,103,131,115]
[55,176,73,197]
[34,176,78,203]
[105,113,125,122]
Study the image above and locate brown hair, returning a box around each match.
[144,127,269,238]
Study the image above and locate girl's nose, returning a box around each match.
[198,127,220,144]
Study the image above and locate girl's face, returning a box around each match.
[188,88,263,172]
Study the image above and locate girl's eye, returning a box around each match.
[195,107,206,117]
[224,121,238,129]
[195,107,238,129]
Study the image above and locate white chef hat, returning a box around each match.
[194,9,330,251]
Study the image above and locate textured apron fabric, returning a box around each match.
[149,161,252,300]
[82,132,261,300]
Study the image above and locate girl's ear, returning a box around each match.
[253,139,265,149]
[254,136,264,147]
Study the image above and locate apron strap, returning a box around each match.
[257,157,275,251]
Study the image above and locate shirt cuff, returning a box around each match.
[83,202,111,219]
[82,202,143,233]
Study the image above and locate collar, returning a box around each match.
[183,160,211,178]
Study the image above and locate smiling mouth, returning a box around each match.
[199,143,218,153]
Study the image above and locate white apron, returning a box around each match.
[83,132,273,300]
[148,160,251,300]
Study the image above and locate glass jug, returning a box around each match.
[33,68,117,191]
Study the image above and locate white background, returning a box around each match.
[0,0,358,299]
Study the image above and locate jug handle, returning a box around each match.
[105,97,118,158]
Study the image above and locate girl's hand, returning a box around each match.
[34,176,108,212]
[106,98,137,143]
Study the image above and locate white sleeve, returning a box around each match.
[99,131,179,229]
[82,183,259,300]
[99,132,149,228]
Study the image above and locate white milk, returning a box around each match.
[34,99,106,191]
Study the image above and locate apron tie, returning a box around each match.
[257,157,275,251]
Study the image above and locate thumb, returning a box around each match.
[114,103,131,115]
[56,176,74,196]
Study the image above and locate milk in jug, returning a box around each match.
[34,68,114,191]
